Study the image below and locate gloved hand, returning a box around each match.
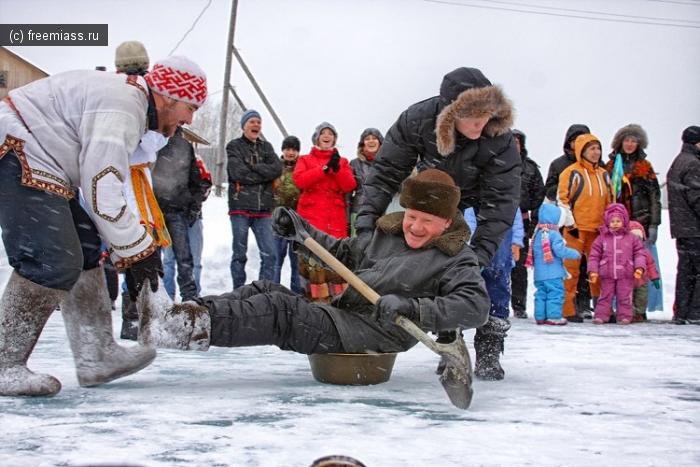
[645,226,658,247]
[652,279,660,289]
[372,294,419,332]
[588,272,598,284]
[271,206,310,244]
[326,150,341,173]
[187,209,200,228]
[124,252,163,302]
[634,268,644,280]
[568,227,579,239]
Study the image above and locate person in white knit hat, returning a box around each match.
[0,54,207,397]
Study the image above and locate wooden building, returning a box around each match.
[0,46,50,100]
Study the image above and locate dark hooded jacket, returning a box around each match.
[667,143,700,239]
[151,128,207,219]
[603,124,661,232]
[354,67,520,267]
[302,210,489,353]
[544,124,590,201]
[513,129,545,232]
[226,136,282,213]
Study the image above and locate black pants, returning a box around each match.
[675,238,700,321]
[0,151,102,290]
[511,225,529,313]
[201,281,345,354]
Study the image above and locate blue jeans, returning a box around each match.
[163,211,198,301]
[273,237,301,294]
[163,218,203,298]
[482,228,515,320]
[230,214,276,289]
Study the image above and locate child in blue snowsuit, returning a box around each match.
[465,207,524,321]
[526,203,581,325]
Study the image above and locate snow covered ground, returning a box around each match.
[1,195,699,467]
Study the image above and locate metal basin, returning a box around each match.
[308,352,398,386]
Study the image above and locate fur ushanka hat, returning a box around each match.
[611,123,649,153]
[435,71,514,156]
[399,169,461,220]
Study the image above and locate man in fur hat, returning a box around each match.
[354,67,520,381]
[133,169,490,370]
[0,55,207,397]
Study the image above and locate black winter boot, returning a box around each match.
[120,290,139,341]
[434,330,458,375]
[473,316,510,381]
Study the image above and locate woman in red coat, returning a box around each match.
[293,122,356,302]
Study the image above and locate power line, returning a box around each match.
[168,0,213,56]
[644,0,700,5]
[475,0,700,24]
[425,0,700,28]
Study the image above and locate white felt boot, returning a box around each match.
[0,271,66,397]
[60,266,156,387]
[137,278,210,351]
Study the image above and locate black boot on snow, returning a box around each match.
[120,291,139,341]
[474,332,505,381]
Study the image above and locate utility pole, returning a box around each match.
[215,0,238,197]
[232,47,288,139]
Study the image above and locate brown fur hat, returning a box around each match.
[435,85,514,156]
[399,168,461,219]
[611,123,648,152]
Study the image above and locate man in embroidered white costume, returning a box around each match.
[0,55,208,397]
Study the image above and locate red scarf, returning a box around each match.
[525,223,559,268]
[363,150,376,162]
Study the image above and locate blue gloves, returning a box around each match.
[373,294,419,331]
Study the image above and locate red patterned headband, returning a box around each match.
[145,61,207,106]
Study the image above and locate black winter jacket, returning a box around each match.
[512,130,545,230]
[667,143,700,239]
[226,136,282,212]
[355,68,520,267]
[305,211,490,353]
[544,124,591,201]
[151,130,207,218]
[348,152,372,215]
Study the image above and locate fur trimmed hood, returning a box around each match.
[376,211,471,257]
[435,85,514,156]
[611,124,648,153]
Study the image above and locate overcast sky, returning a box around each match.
[3,0,700,178]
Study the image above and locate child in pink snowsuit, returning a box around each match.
[629,221,661,322]
[587,203,647,325]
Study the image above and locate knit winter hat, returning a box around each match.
[115,41,149,73]
[312,122,338,146]
[629,220,646,240]
[603,203,629,228]
[399,169,461,220]
[281,135,301,152]
[682,125,700,145]
[144,55,207,106]
[358,128,384,148]
[241,109,261,129]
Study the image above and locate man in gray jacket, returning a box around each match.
[136,169,490,361]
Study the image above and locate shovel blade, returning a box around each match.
[437,335,473,410]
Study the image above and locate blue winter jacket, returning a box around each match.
[531,204,580,281]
